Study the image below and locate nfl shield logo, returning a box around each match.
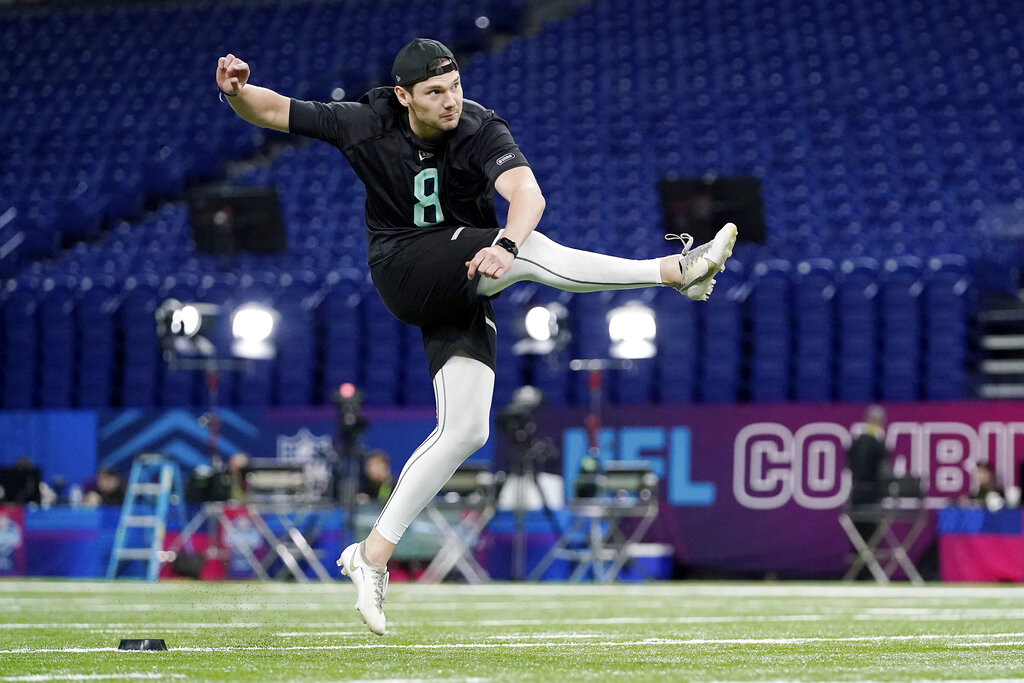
[276,428,333,463]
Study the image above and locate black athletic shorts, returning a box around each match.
[370,226,501,378]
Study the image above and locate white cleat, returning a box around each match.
[668,222,738,301]
[338,542,388,635]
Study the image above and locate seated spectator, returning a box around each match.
[0,456,42,505]
[82,468,127,506]
[969,462,1006,511]
[357,450,393,505]
[226,452,251,501]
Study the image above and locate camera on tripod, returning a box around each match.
[496,385,544,445]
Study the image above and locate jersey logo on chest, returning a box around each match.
[417,149,434,162]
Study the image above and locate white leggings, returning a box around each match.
[476,230,663,296]
[374,230,665,543]
[374,354,494,543]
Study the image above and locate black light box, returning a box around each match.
[187,186,287,256]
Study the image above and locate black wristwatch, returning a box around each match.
[495,237,518,258]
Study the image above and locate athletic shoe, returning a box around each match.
[337,542,388,635]
[668,222,738,301]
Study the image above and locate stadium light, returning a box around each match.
[174,305,202,337]
[607,301,657,360]
[156,299,218,358]
[156,299,280,361]
[231,303,279,360]
[514,302,570,356]
[524,306,555,342]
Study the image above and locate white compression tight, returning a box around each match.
[374,232,665,544]
[476,230,664,297]
[374,353,494,544]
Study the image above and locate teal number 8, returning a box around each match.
[413,168,445,226]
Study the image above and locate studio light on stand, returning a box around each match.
[569,300,659,489]
[156,299,220,359]
[607,301,657,360]
[155,298,280,468]
[513,302,570,356]
[231,304,279,360]
[156,299,280,365]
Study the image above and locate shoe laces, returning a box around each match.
[668,233,704,269]
[667,233,708,287]
[665,233,694,253]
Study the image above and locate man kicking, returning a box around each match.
[216,38,736,634]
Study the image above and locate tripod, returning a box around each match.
[332,383,367,544]
[496,386,564,580]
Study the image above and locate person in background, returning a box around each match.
[967,461,1006,511]
[226,452,251,501]
[358,450,394,505]
[846,405,891,506]
[82,468,126,507]
[0,456,42,505]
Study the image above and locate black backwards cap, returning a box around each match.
[392,38,459,87]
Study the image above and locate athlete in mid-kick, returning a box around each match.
[216,38,736,635]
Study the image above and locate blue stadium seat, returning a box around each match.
[3,0,1011,408]
[748,260,792,402]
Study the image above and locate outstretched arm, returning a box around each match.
[466,165,546,279]
[216,54,290,133]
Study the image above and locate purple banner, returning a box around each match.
[536,401,1024,577]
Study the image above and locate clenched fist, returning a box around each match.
[216,54,250,95]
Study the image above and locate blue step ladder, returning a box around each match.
[106,453,189,581]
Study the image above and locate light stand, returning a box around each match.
[332,383,367,544]
[569,358,635,493]
[155,298,278,476]
[496,386,562,580]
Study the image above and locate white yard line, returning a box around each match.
[2,675,186,682]
[3,632,1024,655]
[0,623,268,629]
[7,581,1024,601]
[7,609,1024,632]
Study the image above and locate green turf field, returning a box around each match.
[2,579,1024,681]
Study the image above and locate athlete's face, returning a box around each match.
[397,69,462,140]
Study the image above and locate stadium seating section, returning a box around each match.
[0,0,1019,408]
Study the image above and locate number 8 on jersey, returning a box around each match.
[413,168,445,226]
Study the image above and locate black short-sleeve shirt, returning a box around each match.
[289,87,530,265]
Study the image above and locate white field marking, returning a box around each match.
[711,680,1024,683]
[7,580,1024,601]
[855,609,1024,621]
[471,614,833,627]
[952,640,1024,648]
[0,581,339,595]
[0,601,319,612]
[0,623,364,633]
[9,609,1020,634]
[2,675,186,682]
[485,633,604,640]
[271,631,606,640]
[0,623,268,630]
[278,615,835,632]
[397,583,1024,600]
[381,600,664,611]
[0,598,663,615]
[274,631,381,637]
[864,610,1024,618]
[5,632,1024,654]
